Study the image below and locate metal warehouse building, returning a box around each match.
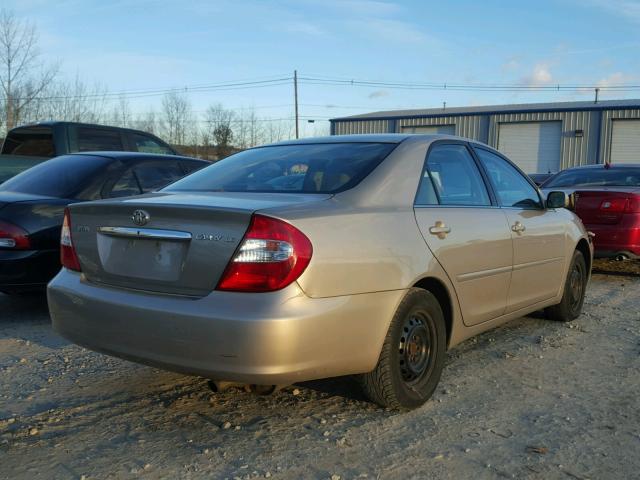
[330,99,640,174]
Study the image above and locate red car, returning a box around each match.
[542,164,640,260]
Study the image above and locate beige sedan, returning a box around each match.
[47,134,592,409]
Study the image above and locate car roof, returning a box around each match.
[262,133,473,147]
[65,151,208,162]
[560,163,640,171]
[11,121,166,137]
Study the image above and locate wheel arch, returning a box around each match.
[412,276,453,348]
[576,238,592,278]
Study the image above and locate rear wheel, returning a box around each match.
[545,250,587,322]
[359,288,446,409]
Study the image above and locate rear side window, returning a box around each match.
[416,144,490,206]
[475,148,542,209]
[181,160,207,175]
[0,155,110,198]
[109,170,142,198]
[164,143,397,194]
[2,127,55,157]
[133,161,185,192]
[77,128,123,152]
[131,133,174,155]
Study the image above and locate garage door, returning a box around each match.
[610,120,640,164]
[401,125,456,135]
[497,121,562,174]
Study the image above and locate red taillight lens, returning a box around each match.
[599,196,640,214]
[624,195,640,213]
[217,214,312,292]
[0,220,30,249]
[60,208,81,272]
[599,198,628,213]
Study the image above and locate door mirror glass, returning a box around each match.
[546,191,569,209]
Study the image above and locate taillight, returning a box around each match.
[624,195,640,213]
[599,196,640,214]
[217,214,312,292]
[0,220,30,249]
[60,208,81,271]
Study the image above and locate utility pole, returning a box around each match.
[294,70,299,139]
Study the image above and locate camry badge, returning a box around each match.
[131,209,150,226]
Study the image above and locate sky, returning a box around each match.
[4,0,640,136]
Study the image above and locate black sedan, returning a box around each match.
[0,152,208,294]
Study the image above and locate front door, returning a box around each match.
[414,143,513,326]
[474,147,566,312]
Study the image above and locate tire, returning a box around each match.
[359,288,446,409]
[545,250,587,322]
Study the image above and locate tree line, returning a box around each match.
[0,9,321,159]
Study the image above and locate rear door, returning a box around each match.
[474,147,566,312]
[413,143,513,326]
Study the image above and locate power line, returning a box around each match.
[298,74,640,92]
[15,76,293,102]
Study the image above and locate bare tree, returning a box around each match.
[205,103,235,157]
[26,76,109,124]
[0,9,58,132]
[161,91,192,146]
[134,108,159,135]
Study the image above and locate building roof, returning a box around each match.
[332,99,640,122]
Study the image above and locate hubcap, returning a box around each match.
[399,316,431,383]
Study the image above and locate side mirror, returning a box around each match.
[546,191,569,209]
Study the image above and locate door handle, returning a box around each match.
[511,221,526,233]
[429,221,451,238]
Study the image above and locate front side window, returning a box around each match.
[164,143,397,194]
[416,144,491,206]
[131,133,174,155]
[77,128,123,152]
[475,148,542,209]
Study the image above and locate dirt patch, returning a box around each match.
[1,275,639,479]
[593,258,640,277]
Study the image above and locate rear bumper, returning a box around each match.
[47,269,403,385]
[0,249,60,291]
[585,223,640,257]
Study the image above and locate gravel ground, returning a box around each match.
[1,270,639,480]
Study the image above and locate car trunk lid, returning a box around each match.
[575,188,640,226]
[68,191,330,296]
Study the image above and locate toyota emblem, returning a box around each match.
[131,209,150,226]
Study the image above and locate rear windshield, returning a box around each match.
[164,143,397,194]
[1,127,55,157]
[0,155,110,198]
[0,157,48,184]
[543,167,640,188]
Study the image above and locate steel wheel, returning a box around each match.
[398,315,433,384]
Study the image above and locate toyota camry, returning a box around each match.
[47,135,593,409]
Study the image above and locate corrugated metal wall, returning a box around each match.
[332,107,640,169]
[397,115,488,141]
[600,109,640,163]
[333,119,389,135]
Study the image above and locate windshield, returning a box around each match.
[0,154,110,198]
[543,167,640,188]
[164,142,397,194]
